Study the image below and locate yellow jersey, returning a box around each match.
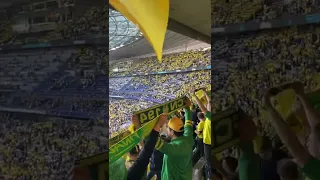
[197,121,205,138]
[203,111,212,145]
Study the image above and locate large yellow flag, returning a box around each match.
[110,0,169,62]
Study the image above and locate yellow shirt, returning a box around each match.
[128,124,135,133]
[197,121,205,138]
[203,111,212,145]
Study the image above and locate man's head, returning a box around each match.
[258,136,273,160]
[167,117,184,139]
[128,145,140,159]
[277,159,299,180]
[197,112,205,121]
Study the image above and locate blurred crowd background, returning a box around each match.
[212,25,320,138]
[212,0,318,25]
[0,1,109,179]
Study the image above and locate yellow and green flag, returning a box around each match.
[110,0,169,62]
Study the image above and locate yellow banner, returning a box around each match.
[260,89,303,134]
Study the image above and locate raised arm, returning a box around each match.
[203,89,211,112]
[127,114,167,180]
[132,115,144,148]
[193,90,208,114]
[263,89,311,167]
[183,106,193,138]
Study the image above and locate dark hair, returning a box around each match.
[129,145,140,155]
[261,136,272,151]
[221,156,238,172]
[180,111,185,117]
[169,127,184,137]
[197,112,205,120]
[277,159,299,179]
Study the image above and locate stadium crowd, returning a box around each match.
[109,48,211,138]
[110,49,210,76]
[212,25,320,138]
[0,46,108,179]
[110,89,213,180]
[209,23,320,179]
[109,99,152,137]
[109,71,211,137]
[0,3,111,180]
[52,6,108,40]
[0,112,107,180]
[0,47,108,121]
[0,5,108,45]
[212,0,319,25]
[108,47,212,179]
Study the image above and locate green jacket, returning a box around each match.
[238,143,260,180]
[302,158,320,180]
[155,108,194,180]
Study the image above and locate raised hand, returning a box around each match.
[156,113,168,127]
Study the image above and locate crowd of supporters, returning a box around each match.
[110,49,210,76]
[0,47,108,179]
[0,19,12,45]
[0,112,107,180]
[212,0,319,25]
[0,3,110,180]
[109,49,211,138]
[51,6,108,40]
[109,99,152,137]
[0,47,107,122]
[110,89,213,180]
[0,5,107,45]
[109,71,211,136]
[212,25,320,138]
[210,22,320,179]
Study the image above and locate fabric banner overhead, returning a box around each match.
[110,0,169,62]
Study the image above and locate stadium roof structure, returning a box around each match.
[109,9,143,51]
[109,0,211,61]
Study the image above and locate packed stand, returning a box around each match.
[0,112,107,180]
[5,5,107,45]
[49,6,108,40]
[109,70,210,136]
[109,77,133,91]
[0,47,108,121]
[109,49,211,138]
[109,99,153,137]
[209,25,320,179]
[110,49,210,76]
[110,71,211,100]
[34,48,108,97]
[0,49,72,92]
[0,19,12,44]
[212,25,320,137]
[1,94,107,120]
[212,0,319,26]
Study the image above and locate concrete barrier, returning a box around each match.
[193,156,205,180]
